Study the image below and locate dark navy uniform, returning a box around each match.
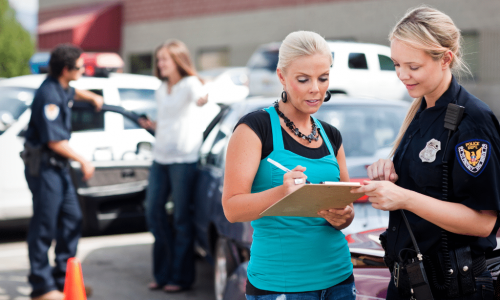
[24,76,82,298]
[385,77,500,299]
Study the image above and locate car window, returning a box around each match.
[348,53,368,70]
[378,54,395,71]
[118,88,155,102]
[314,105,406,157]
[0,87,35,134]
[71,107,105,132]
[247,50,279,71]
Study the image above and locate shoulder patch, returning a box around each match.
[455,139,491,177]
[44,104,60,121]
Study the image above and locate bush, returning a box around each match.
[0,0,34,77]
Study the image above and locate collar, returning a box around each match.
[416,76,461,137]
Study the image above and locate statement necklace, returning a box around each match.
[274,100,319,143]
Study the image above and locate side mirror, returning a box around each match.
[0,111,14,131]
[136,141,153,160]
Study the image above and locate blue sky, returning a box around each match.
[9,0,38,34]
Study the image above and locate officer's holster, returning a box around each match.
[20,142,42,177]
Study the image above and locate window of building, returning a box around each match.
[462,31,480,80]
[378,54,395,71]
[130,53,153,75]
[348,53,368,69]
[197,47,230,70]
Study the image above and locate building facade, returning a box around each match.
[38,0,500,115]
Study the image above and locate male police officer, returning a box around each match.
[23,44,103,300]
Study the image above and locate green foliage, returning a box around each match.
[0,0,34,77]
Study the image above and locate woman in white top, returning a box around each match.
[139,39,208,293]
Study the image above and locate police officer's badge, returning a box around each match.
[456,139,491,177]
[44,104,59,121]
[419,138,441,163]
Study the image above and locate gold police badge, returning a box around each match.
[456,139,490,177]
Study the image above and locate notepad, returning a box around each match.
[260,182,362,217]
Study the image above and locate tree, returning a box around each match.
[0,0,34,77]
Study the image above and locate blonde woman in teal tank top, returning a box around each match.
[222,31,356,300]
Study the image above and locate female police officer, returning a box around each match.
[353,6,500,300]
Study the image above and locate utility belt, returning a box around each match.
[385,247,486,299]
[21,142,69,177]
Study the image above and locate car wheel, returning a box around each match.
[214,237,237,300]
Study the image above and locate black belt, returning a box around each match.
[41,151,68,169]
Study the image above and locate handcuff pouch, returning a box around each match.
[456,246,475,295]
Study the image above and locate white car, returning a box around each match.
[199,67,249,104]
[0,74,161,233]
[246,41,410,101]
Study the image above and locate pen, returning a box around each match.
[266,158,311,184]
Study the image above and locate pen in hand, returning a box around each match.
[266,158,311,184]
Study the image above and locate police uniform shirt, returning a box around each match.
[388,76,500,260]
[26,76,74,147]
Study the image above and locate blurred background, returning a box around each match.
[1,0,499,115]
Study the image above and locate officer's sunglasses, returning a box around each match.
[71,65,85,71]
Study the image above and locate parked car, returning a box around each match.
[246,41,409,101]
[0,74,158,234]
[192,97,409,299]
[199,67,250,104]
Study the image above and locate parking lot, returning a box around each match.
[0,229,215,300]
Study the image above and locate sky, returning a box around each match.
[8,0,38,34]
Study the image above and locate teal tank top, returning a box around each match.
[247,106,353,292]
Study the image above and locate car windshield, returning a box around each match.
[0,87,35,134]
[314,105,406,157]
[247,50,279,71]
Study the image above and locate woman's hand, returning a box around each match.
[196,94,208,106]
[367,159,398,182]
[318,205,354,230]
[353,181,410,211]
[138,117,155,130]
[282,166,308,195]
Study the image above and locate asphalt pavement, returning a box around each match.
[0,231,215,300]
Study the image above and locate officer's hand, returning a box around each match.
[92,95,104,112]
[352,181,409,211]
[367,159,399,182]
[196,94,208,107]
[81,160,95,181]
[283,165,307,196]
[318,205,354,229]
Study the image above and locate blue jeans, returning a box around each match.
[25,164,82,298]
[145,161,197,288]
[245,282,357,300]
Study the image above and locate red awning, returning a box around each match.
[38,2,122,52]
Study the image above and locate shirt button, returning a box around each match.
[408,134,412,139]
[392,226,397,231]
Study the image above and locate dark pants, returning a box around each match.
[145,161,197,288]
[25,163,82,298]
[387,270,495,300]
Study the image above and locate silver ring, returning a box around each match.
[294,178,304,185]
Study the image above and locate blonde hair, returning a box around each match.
[154,39,200,81]
[277,31,332,73]
[389,6,470,157]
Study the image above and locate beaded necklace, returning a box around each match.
[273,100,319,143]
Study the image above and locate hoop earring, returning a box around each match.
[281,91,288,103]
[324,90,331,102]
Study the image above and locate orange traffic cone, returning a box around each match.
[63,257,87,300]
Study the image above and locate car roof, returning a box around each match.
[236,96,409,113]
[0,73,161,90]
[256,40,391,53]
